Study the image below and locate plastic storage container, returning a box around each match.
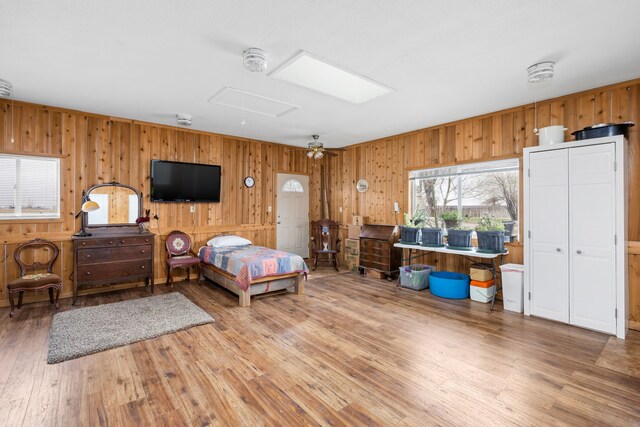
[500,263,524,313]
[470,279,495,303]
[399,265,434,290]
[429,271,470,299]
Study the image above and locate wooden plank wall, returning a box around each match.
[0,101,323,306]
[326,79,640,325]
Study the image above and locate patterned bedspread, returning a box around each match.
[198,245,309,291]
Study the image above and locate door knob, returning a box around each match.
[556,248,561,252]
[576,250,582,254]
[277,222,281,224]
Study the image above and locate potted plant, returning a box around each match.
[446,227,473,250]
[400,210,425,244]
[502,220,516,243]
[441,210,462,230]
[420,225,444,247]
[476,215,506,253]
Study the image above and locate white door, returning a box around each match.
[529,149,570,323]
[276,174,309,258]
[569,143,616,334]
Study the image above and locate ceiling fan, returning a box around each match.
[298,135,344,159]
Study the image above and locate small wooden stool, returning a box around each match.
[7,238,62,317]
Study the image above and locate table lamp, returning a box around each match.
[74,191,100,237]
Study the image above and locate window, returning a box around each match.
[410,158,519,232]
[282,178,304,192]
[0,154,60,219]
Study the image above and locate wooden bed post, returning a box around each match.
[295,277,304,295]
[239,289,250,307]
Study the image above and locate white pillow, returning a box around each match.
[207,235,252,248]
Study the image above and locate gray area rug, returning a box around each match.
[48,292,214,364]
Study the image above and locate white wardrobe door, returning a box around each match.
[529,149,569,323]
[569,143,616,334]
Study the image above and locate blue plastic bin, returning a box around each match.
[429,271,470,299]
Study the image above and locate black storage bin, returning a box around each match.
[476,230,506,253]
[421,227,443,247]
[446,229,472,249]
[400,226,420,244]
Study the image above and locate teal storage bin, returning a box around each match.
[429,271,470,299]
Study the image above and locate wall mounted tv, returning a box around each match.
[150,160,221,202]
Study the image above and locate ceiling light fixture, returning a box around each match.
[243,47,268,73]
[176,113,192,126]
[527,61,555,83]
[0,79,13,97]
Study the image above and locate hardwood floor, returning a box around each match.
[1,268,639,426]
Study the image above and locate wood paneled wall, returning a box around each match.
[325,78,640,326]
[0,101,323,306]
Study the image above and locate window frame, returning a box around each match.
[409,158,520,231]
[0,153,61,220]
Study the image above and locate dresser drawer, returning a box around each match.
[360,240,389,254]
[77,244,152,265]
[76,238,118,248]
[115,235,153,246]
[77,260,151,283]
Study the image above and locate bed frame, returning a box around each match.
[199,262,304,307]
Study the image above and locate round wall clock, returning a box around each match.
[244,176,255,188]
[356,179,369,193]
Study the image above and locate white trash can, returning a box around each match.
[500,264,524,313]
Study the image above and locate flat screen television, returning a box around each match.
[150,160,221,202]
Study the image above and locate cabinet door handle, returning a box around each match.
[576,250,582,254]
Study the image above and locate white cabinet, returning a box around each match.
[524,136,627,338]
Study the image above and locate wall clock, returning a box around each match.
[244,176,255,188]
[356,179,369,193]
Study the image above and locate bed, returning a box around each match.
[198,244,309,307]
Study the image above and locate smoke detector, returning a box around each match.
[243,48,268,73]
[0,79,13,97]
[527,61,555,83]
[176,113,192,126]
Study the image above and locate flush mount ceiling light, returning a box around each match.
[270,50,394,103]
[176,113,192,126]
[527,61,555,83]
[0,79,13,97]
[243,47,268,73]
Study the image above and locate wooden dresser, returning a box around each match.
[72,231,154,303]
[359,224,402,279]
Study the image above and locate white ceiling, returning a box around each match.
[1,0,640,148]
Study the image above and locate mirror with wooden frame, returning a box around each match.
[83,182,142,228]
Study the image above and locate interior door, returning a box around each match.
[569,143,616,334]
[529,149,569,323]
[276,173,309,258]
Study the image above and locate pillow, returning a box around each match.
[207,235,252,248]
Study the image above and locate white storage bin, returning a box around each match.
[470,285,495,303]
[500,263,524,313]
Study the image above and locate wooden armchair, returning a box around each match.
[310,219,341,271]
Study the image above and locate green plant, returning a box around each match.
[404,210,426,227]
[476,215,505,232]
[441,210,462,221]
[450,226,472,231]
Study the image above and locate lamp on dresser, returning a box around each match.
[74,190,100,237]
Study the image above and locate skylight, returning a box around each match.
[269,51,394,104]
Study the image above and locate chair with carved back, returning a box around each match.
[7,238,62,318]
[310,219,341,271]
[165,230,201,288]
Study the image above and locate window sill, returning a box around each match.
[0,218,64,224]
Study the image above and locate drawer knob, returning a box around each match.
[145,238,149,242]
[140,250,145,254]
[141,265,145,269]
[109,241,114,245]
[81,242,86,246]
[120,240,126,244]
[86,272,91,276]
[86,254,91,258]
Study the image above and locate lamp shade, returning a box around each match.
[81,200,100,213]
